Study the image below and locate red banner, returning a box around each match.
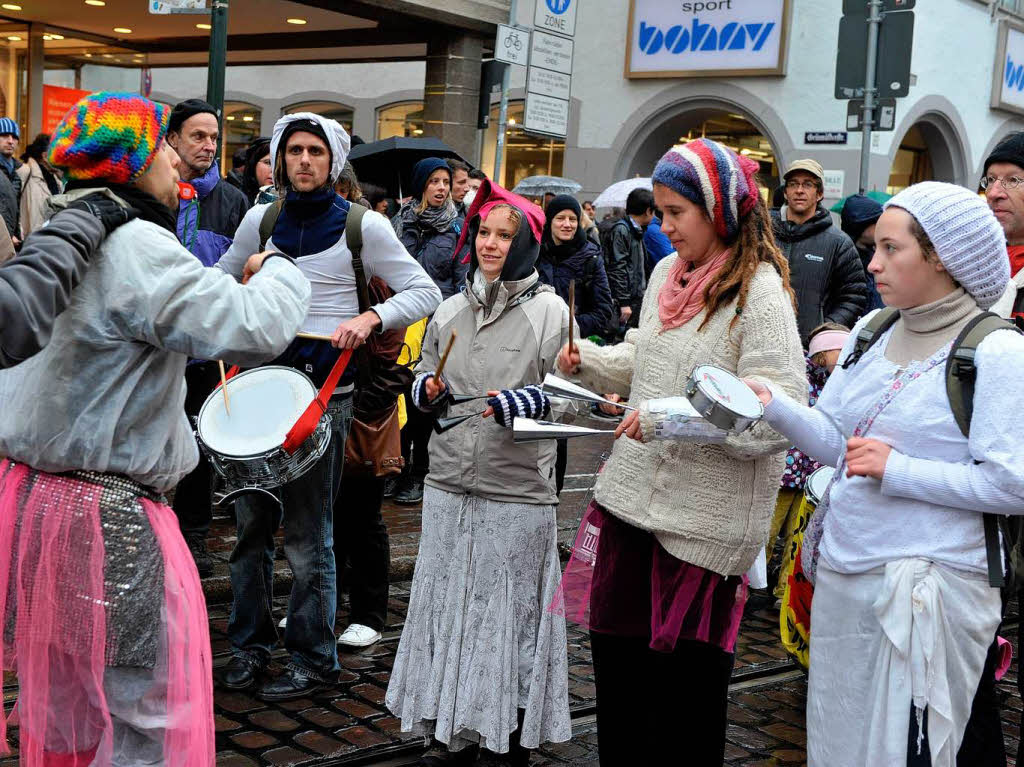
[42,85,92,135]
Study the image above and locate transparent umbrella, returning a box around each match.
[511,175,582,197]
[592,177,652,209]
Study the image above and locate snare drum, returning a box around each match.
[196,366,332,504]
[683,364,764,434]
[804,466,835,507]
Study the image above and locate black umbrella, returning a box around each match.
[348,137,467,199]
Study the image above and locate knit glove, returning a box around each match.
[65,193,139,234]
[411,371,452,412]
[487,385,551,428]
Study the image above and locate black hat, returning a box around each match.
[168,98,217,134]
[984,131,1024,176]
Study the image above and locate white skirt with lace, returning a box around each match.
[385,484,572,753]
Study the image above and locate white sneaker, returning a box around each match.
[278,616,287,629]
[337,623,382,648]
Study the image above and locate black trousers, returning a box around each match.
[333,473,389,632]
[590,630,734,766]
[905,635,1005,766]
[555,439,568,495]
[172,361,221,538]
[400,403,432,479]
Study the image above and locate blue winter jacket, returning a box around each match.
[176,165,248,267]
[536,238,613,339]
[397,216,468,300]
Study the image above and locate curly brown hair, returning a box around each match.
[697,192,796,331]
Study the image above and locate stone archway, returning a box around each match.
[886,104,969,193]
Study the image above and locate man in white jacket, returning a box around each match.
[0,92,310,766]
[217,112,441,700]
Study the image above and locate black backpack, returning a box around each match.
[597,218,628,270]
[845,306,1023,589]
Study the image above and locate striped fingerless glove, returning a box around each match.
[411,372,451,412]
[486,385,551,428]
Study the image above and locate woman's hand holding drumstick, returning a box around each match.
[425,332,457,401]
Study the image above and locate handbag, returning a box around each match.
[342,204,412,478]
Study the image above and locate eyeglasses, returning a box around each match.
[785,180,819,191]
[980,175,1024,190]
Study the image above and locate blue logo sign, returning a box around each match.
[1006,54,1024,92]
[638,18,775,55]
[546,0,571,12]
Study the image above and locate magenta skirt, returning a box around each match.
[0,460,214,766]
[551,502,747,654]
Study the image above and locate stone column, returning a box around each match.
[422,32,484,162]
[26,23,44,138]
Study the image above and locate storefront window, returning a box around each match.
[480,101,565,190]
[222,101,261,173]
[285,100,353,133]
[887,125,932,195]
[377,102,423,140]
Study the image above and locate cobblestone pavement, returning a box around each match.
[0,421,1021,765]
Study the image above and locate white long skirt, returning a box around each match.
[385,485,572,753]
[807,559,1000,767]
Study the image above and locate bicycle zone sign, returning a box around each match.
[496,24,529,67]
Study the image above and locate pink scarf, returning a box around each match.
[658,250,731,333]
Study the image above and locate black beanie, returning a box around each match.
[542,194,585,249]
[279,118,332,166]
[168,98,217,134]
[984,131,1024,175]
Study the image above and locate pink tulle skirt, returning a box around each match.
[551,502,747,654]
[0,459,214,766]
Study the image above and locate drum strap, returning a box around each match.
[282,347,354,454]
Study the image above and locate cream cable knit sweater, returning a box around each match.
[572,257,806,576]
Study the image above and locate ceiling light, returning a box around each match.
[225,115,235,121]
[85,0,105,4]
[113,27,131,33]
[286,17,307,24]
[42,35,51,40]
[1,4,22,10]
[196,22,211,29]
[507,118,516,125]
[83,52,92,57]
[242,115,253,122]
[412,129,424,135]
[50,34,64,40]
[6,35,20,41]
[102,53,112,57]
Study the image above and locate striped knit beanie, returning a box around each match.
[0,117,18,138]
[48,92,170,184]
[651,137,760,243]
[885,181,1009,310]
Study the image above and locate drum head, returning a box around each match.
[805,466,836,505]
[197,366,317,458]
[692,365,763,419]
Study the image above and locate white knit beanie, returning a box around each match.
[885,181,1009,310]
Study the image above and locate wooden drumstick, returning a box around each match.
[296,331,335,342]
[568,278,575,354]
[217,360,231,416]
[434,331,457,386]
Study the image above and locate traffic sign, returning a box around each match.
[842,0,914,12]
[534,0,578,39]
[835,10,914,99]
[529,30,574,76]
[524,92,569,138]
[846,97,897,131]
[528,67,571,100]
[495,24,529,67]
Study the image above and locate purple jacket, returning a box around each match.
[176,165,248,267]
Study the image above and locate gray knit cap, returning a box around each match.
[884,181,1009,310]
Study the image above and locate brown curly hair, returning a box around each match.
[696,191,795,331]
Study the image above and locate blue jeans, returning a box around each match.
[227,394,352,681]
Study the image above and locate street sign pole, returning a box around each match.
[205,0,228,164]
[859,0,882,194]
[493,0,518,186]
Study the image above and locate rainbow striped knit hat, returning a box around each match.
[48,91,170,184]
[651,137,761,243]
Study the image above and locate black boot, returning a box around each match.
[185,533,214,578]
[394,475,424,505]
[505,709,530,766]
[416,741,479,766]
[219,654,264,691]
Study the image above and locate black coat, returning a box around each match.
[771,206,867,344]
[0,159,22,240]
[537,238,613,339]
[397,217,468,301]
[603,218,647,305]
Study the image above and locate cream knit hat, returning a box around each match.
[885,181,1009,310]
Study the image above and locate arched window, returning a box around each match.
[222,101,262,173]
[285,101,354,134]
[377,102,424,140]
[479,101,565,189]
